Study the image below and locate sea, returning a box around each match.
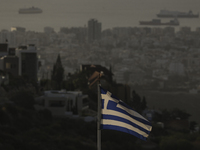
[1,0,200,33]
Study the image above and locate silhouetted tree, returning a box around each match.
[39,79,52,91]
[109,64,113,85]
[171,108,191,120]
[161,108,191,122]
[141,96,147,110]
[190,121,198,132]
[70,70,89,91]
[51,54,64,90]
[130,91,147,113]
[38,109,52,121]
[160,136,194,150]
[0,109,11,125]
[9,89,35,110]
[131,90,142,113]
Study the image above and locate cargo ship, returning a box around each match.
[18,6,42,14]
[139,18,179,26]
[157,9,199,18]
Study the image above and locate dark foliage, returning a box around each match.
[51,54,64,90]
[9,89,35,110]
[0,100,139,150]
[161,108,191,122]
[130,90,147,113]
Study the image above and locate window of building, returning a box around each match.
[11,64,16,68]
[6,63,11,69]
[49,100,65,107]
[21,53,26,60]
[66,99,73,111]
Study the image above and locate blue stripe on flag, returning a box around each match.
[102,114,151,134]
[100,124,147,141]
[101,99,104,109]
[106,100,152,126]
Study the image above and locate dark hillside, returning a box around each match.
[137,90,200,124]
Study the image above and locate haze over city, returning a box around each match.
[1,0,200,150]
[0,0,200,31]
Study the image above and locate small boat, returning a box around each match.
[139,18,179,26]
[157,9,199,18]
[18,6,42,14]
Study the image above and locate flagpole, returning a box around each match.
[97,74,101,150]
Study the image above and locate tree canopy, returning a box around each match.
[51,54,64,90]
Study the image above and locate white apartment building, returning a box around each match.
[35,90,88,117]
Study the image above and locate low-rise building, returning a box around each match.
[35,90,89,117]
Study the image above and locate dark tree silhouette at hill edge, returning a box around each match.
[51,54,64,90]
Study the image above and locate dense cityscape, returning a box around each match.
[1,18,200,149]
[2,19,200,91]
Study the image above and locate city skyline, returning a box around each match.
[0,1,200,149]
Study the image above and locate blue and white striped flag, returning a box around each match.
[100,86,152,141]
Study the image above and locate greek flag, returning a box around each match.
[100,87,152,141]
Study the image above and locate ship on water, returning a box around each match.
[157,9,199,18]
[139,18,179,26]
[18,6,42,14]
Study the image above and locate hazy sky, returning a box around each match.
[0,0,200,31]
